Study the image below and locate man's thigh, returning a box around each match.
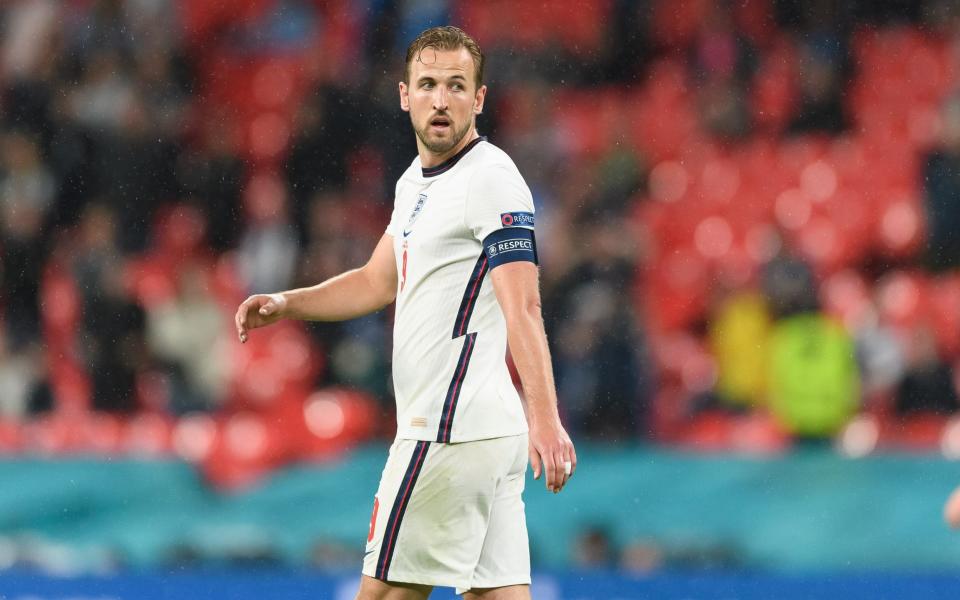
[355,574,433,600]
[462,584,531,600]
[365,436,528,590]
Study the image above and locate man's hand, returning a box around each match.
[529,416,577,493]
[235,293,287,343]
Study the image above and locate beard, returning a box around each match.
[413,114,473,154]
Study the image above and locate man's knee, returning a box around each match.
[355,574,433,600]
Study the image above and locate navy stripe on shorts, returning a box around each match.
[375,440,431,581]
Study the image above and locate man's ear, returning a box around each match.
[474,84,487,114]
[399,81,410,112]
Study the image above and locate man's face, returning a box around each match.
[399,46,486,155]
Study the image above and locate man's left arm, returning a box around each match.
[491,262,577,493]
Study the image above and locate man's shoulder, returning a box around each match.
[463,140,525,183]
[395,157,423,191]
[471,140,518,169]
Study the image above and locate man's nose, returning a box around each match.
[433,86,448,110]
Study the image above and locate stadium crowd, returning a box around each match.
[2,0,960,478]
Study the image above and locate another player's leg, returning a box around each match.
[462,584,531,599]
[355,574,432,600]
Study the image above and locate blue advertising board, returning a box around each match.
[2,570,960,600]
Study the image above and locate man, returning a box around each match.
[235,26,576,599]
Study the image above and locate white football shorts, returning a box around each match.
[362,433,531,594]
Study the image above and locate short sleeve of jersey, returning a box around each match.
[465,164,535,242]
[385,180,403,237]
[466,163,538,268]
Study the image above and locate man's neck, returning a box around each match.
[418,128,480,168]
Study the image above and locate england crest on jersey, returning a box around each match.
[403,194,428,237]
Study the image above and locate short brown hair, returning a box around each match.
[404,26,484,88]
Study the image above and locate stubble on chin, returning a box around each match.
[414,118,473,155]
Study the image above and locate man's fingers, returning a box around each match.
[235,303,248,342]
[558,452,571,491]
[541,451,557,491]
[552,451,565,493]
[259,301,275,316]
[236,298,265,343]
[529,445,542,480]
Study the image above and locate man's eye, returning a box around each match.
[421,82,434,89]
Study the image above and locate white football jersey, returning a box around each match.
[385,137,537,443]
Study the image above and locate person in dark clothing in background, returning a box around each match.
[923,95,960,271]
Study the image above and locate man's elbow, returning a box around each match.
[370,278,397,309]
[359,266,397,309]
[377,287,397,309]
[523,297,542,318]
[505,298,543,330]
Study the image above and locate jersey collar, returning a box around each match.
[421,136,486,178]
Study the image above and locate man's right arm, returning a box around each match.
[235,233,397,343]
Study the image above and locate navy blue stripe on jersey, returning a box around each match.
[421,136,486,178]
[452,254,489,338]
[482,227,538,269]
[437,332,478,443]
[375,440,430,581]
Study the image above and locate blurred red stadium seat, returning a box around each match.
[875,270,929,329]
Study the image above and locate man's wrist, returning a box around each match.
[270,292,289,316]
[527,406,560,428]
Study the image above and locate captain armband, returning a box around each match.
[482,227,538,268]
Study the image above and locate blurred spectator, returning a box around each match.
[768,312,860,438]
[2,0,60,81]
[619,539,664,574]
[495,80,567,192]
[708,290,772,409]
[761,251,819,319]
[572,526,615,569]
[95,91,180,253]
[852,303,906,410]
[224,544,282,569]
[594,0,650,85]
[285,85,355,239]
[783,0,850,135]
[894,325,959,415]
[1,130,56,221]
[595,143,646,214]
[0,129,54,345]
[692,4,755,140]
[0,331,51,419]
[237,176,299,295]
[68,0,134,57]
[295,192,390,398]
[67,49,135,133]
[72,204,147,413]
[698,78,751,140]
[619,536,745,572]
[177,116,243,253]
[146,264,230,414]
[786,44,848,134]
[922,94,960,271]
[546,214,652,439]
[132,44,190,137]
